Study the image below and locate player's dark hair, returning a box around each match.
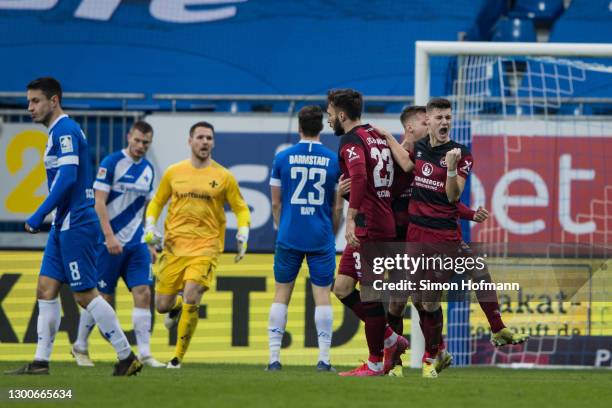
[327,88,363,120]
[400,105,426,125]
[298,105,324,137]
[190,121,215,137]
[426,97,452,112]
[131,120,153,135]
[27,77,62,103]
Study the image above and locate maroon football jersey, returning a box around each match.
[338,124,395,240]
[408,137,474,240]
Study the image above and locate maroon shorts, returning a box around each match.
[338,245,363,282]
[406,224,460,243]
[337,241,393,284]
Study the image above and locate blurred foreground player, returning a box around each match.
[327,89,408,376]
[71,121,164,368]
[266,106,343,372]
[144,121,251,368]
[5,77,141,376]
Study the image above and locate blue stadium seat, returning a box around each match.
[548,0,612,99]
[492,17,537,42]
[511,0,565,22]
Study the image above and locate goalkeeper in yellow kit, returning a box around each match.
[144,121,251,368]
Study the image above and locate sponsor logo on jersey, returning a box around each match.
[422,162,434,177]
[59,135,73,153]
[346,146,359,161]
[461,160,473,175]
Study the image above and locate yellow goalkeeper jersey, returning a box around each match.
[147,159,250,257]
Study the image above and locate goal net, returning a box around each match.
[411,42,612,369]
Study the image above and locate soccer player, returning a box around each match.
[327,89,408,376]
[385,106,489,376]
[5,77,141,376]
[71,121,164,368]
[383,97,528,378]
[266,106,343,372]
[144,121,251,368]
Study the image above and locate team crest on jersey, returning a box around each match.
[59,135,73,153]
[422,162,434,177]
[210,180,218,188]
[346,146,360,161]
[439,157,447,167]
[97,167,107,179]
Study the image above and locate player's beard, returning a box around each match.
[333,117,344,136]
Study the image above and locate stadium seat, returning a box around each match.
[491,17,537,42]
[548,0,612,99]
[510,0,565,22]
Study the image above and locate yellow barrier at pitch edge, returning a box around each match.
[0,252,369,365]
[1,251,610,364]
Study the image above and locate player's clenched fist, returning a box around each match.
[445,148,461,170]
[473,206,489,223]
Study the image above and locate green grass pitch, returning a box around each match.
[1,362,611,408]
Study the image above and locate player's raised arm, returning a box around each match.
[376,127,414,173]
[445,147,472,203]
[225,173,251,262]
[144,167,172,244]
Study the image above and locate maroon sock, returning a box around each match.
[338,289,366,322]
[362,302,386,359]
[478,301,505,333]
[420,308,443,356]
[474,273,505,333]
[386,311,403,336]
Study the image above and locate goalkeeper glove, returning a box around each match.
[235,226,249,263]
[143,216,162,246]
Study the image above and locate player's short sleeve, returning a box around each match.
[93,155,115,192]
[458,149,474,179]
[269,154,282,187]
[54,126,80,167]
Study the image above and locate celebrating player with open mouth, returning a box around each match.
[383,97,529,378]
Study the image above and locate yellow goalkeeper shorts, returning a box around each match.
[154,252,217,294]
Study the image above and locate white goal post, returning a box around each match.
[410,41,612,369]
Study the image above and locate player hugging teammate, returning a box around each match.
[328,90,528,378]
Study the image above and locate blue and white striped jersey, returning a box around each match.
[93,149,155,246]
[43,114,96,231]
